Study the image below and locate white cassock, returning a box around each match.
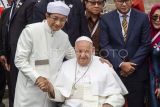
[50,56,128,107]
[14,20,75,107]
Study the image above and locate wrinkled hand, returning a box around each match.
[155,88,160,99]
[0,55,10,71]
[120,62,136,77]
[99,57,113,67]
[102,103,113,107]
[48,82,55,98]
[35,76,50,92]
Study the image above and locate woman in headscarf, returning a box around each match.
[149,3,160,107]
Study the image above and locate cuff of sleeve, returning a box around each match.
[119,62,124,68]
[48,87,65,102]
[30,71,41,83]
[104,94,125,107]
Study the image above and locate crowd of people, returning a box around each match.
[0,0,159,107]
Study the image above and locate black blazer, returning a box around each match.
[33,0,90,46]
[0,0,37,61]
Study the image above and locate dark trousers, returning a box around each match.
[0,64,14,107]
[0,65,6,103]
[9,64,18,107]
[125,81,147,107]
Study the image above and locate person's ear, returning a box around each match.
[45,13,49,18]
[92,47,95,55]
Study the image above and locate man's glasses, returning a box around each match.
[87,0,104,6]
[152,15,160,21]
[49,16,67,24]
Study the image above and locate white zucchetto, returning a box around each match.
[76,36,93,43]
[47,1,70,16]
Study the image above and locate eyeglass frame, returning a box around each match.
[152,14,160,21]
[86,0,105,6]
[115,0,131,4]
[48,15,67,24]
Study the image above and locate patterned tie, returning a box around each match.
[122,15,128,42]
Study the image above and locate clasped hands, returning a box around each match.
[120,62,137,77]
[35,76,52,92]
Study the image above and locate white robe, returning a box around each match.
[14,20,75,107]
[50,56,128,107]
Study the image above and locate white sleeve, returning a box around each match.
[14,27,40,83]
[104,94,125,107]
[48,87,65,102]
[64,38,75,59]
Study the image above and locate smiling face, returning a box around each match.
[46,13,67,31]
[114,0,132,14]
[152,9,160,29]
[75,40,94,66]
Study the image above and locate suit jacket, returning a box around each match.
[100,9,151,81]
[0,8,9,56]
[8,0,37,59]
[32,0,90,46]
[0,0,37,64]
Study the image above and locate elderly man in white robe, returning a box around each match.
[47,36,128,107]
[14,1,75,107]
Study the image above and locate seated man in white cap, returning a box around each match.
[14,1,75,107]
[47,36,128,107]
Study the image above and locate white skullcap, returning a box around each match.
[47,1,70,16]
[76,36,93,43]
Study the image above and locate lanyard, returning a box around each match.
[90,20,99,37]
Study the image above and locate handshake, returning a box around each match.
[35,76,53,93]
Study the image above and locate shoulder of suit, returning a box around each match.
[101,9,116,18]
[131,8,148,17]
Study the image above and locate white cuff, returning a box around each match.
[119,62,124,68]
[104,94,125,107]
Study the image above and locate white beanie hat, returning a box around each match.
[47,1,70,16]
[76,36,93,43]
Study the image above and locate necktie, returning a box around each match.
[122,15,128,42]
[8,1,16,31]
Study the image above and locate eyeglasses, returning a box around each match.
[75,49,91,55]
[152,15,160,21]
[115,0,130,4]
[87,0,104,6]
[49,16,67,24]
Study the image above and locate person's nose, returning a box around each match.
[55,20,61,26]
[80,52,86,57]
[122,2,127,6]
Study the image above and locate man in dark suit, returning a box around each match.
[32,0,90,46]
[100,0,151,107]
[0,0,37,107]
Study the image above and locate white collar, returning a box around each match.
[44,20,56,35]
[117,9,131,17]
